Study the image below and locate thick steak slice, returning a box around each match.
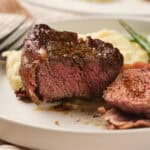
[103,63,150,118]
[20,24,123,104]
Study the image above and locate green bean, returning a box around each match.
[119,20,150,55]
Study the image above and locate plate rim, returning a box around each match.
[50,15,150,25]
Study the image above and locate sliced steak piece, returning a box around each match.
[20,24,123,104]
[104,108,150,129]
[103,63,150,118]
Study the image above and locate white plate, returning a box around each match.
[1,17,150,150]
[24,0,150,16]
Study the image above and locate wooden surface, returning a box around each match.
[0,0,86,149]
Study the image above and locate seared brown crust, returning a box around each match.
[123,62,150,70]
[20,24,123,104]
[103,63,150,118]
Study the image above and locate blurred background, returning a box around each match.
[0,0,150,23]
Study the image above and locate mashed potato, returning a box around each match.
[3,50,23,91]
[4,29,149,91]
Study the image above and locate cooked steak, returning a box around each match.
[104,108,150,129]
[103,63,150,118]
[20,24,123,104]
